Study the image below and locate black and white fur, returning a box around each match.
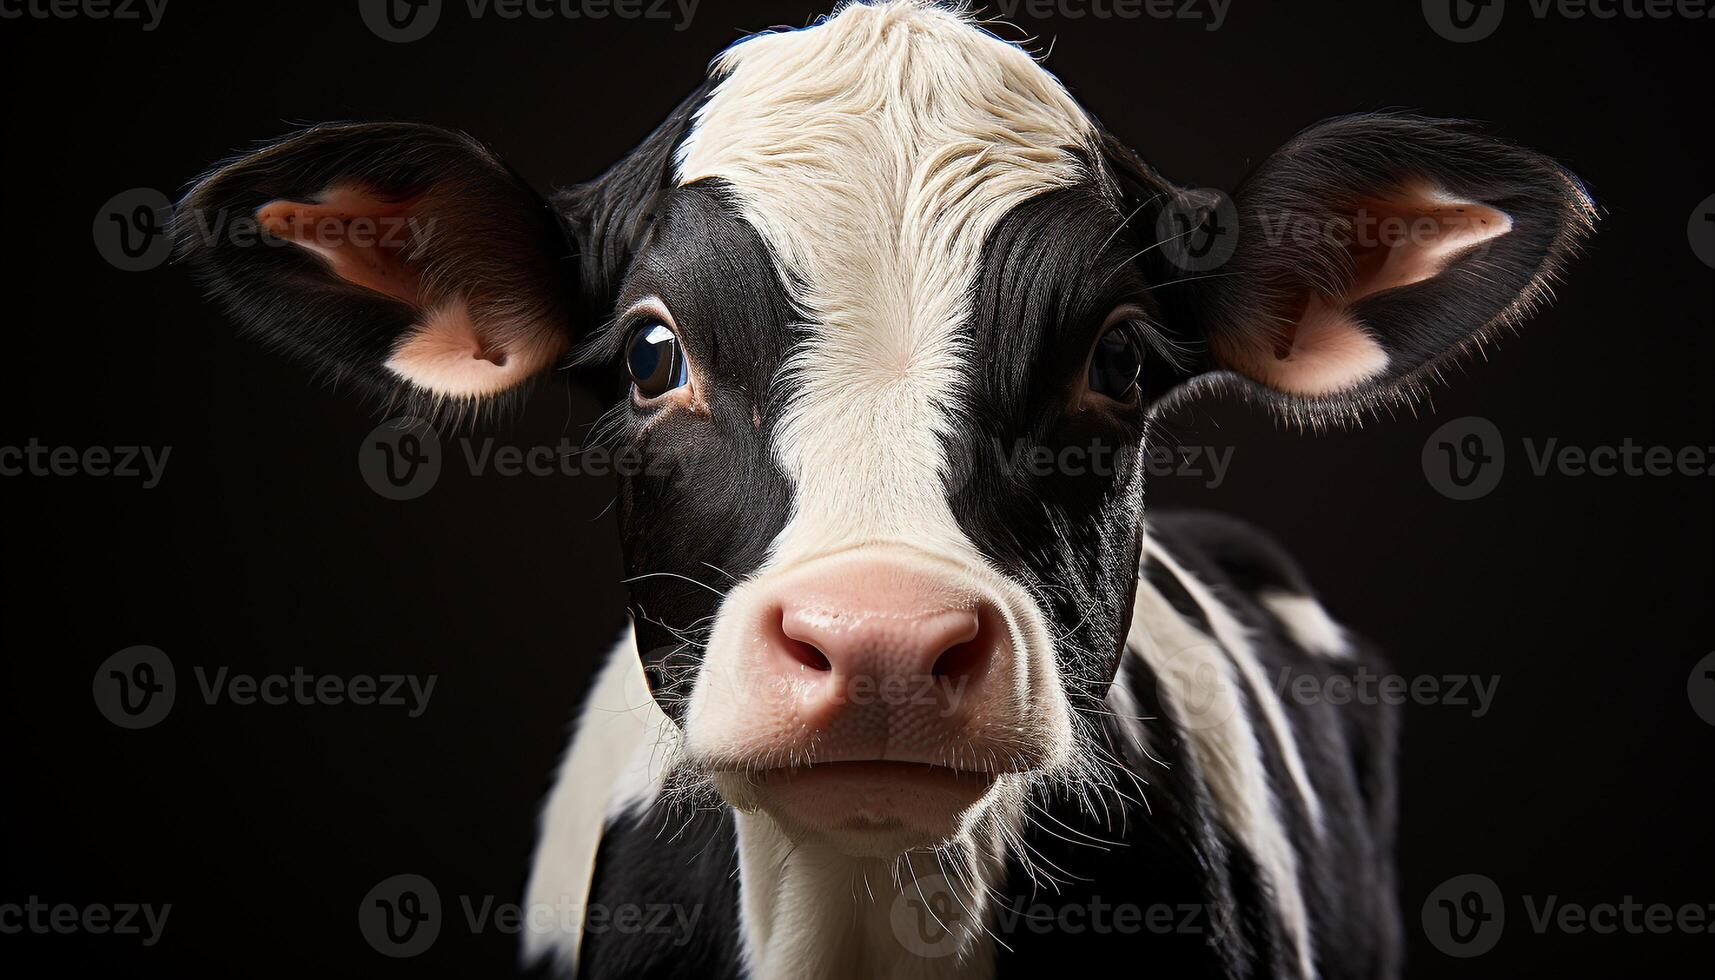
[527,513,1400,980]
[173,3,1595,978]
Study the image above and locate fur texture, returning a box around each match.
[174,4,1594,978]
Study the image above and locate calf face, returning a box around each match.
[177,1,1592,858]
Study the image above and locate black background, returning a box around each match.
[3,1,1712,977]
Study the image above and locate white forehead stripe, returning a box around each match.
[676,0,1094,565]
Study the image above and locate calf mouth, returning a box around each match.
[716,760,1002,854]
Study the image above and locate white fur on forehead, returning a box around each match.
[675,0,1095,564]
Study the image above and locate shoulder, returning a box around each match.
[1132,511,1403,976]
[1145,509,1360,661]
[524,631,674,976]
[1147,510,1311,602]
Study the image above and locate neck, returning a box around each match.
[731,808,1011,980]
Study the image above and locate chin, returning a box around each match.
[715,761,1003,857]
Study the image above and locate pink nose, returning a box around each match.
[749,554,1004,762]
[778,588,988,680]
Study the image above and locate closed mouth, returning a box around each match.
[752,759,996,781]
[738,761,998,840]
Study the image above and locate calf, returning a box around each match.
[175,2,1593,977]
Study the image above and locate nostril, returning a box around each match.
[783,637,832,672]
[770,604,833,672]
[931,639,984,679]
[931,612,994,680]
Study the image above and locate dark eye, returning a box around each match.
[626,321,690,399]
[1088,328,1142,402]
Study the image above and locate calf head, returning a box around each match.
[178,1,1591,857]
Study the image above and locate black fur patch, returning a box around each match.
[576,804,743,980]
[1152,510,1315,600]
[588,181,800,721]
[945,180,1192,710]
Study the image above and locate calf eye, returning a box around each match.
[626,322,689,399]
[1088,328,1142,401]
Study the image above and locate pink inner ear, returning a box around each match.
[1246,297,1394,398]
[385,298,566,399]
[257,186,568,398]
[1219,188,1513,398]
[1346,190,1513,302]
[255,186,424,305]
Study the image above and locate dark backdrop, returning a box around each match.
[3,1,1711,977]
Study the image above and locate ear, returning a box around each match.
[175,122,584,406]
[1138,114,1596,417]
